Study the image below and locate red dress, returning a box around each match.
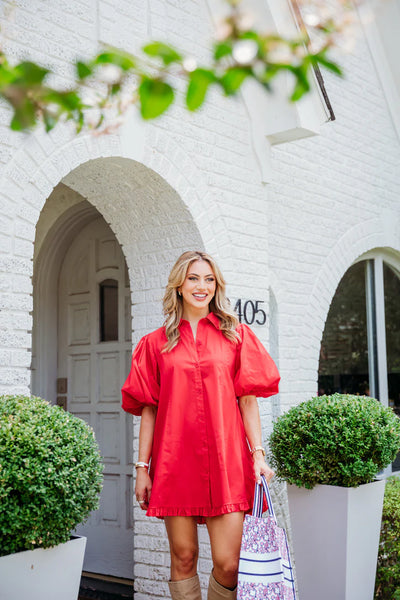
[121,312,280,522]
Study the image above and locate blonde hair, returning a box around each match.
[162,250,240,352]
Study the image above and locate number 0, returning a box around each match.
[243,300,255,324]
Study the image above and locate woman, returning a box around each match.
[121,250,280,600]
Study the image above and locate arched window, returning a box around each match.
[99,279,118,342]
[318,254,400,472]
[318,261,369,396]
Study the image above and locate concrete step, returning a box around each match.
[79,573,133,600]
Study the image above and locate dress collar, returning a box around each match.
[205,312,221,329]
[179,312,220,329]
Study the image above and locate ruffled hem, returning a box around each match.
[147,501,250,524]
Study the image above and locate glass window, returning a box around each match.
[318,261,369,396]
[384,263,400,414]
[319,256,400,474]
[99,279,118,342]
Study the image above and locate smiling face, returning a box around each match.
[179,259,216,318]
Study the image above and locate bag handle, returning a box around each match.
[252,475,277,523]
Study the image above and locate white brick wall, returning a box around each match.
[268,35,400,415]
[0,1,399,598]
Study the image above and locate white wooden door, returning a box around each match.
[58,216,133,578]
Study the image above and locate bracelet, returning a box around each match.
[250,446,266,456]
[135,461,149,469]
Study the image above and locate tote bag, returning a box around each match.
[237,475,296,600]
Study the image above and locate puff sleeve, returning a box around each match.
[234,323,280,398]
[121,335,160,416]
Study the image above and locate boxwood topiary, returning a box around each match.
[269,393,400,489]
[0,395,103,556]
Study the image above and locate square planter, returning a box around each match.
[287,480,385,600]
[0,535,86,600]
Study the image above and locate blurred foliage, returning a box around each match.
[375,477,400,600]
[0,0,347,134]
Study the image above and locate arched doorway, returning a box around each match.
[32,156,206,590]
[32,191,133,578]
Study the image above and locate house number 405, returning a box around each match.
[234,299,266,325]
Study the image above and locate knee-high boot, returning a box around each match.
[207,572,237,600]
[168,574,202,600]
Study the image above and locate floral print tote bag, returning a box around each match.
[237,475,296,600]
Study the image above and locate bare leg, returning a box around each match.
[205,511,244,589]
[164,516,199,581]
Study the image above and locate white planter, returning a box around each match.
[0,535,86,600]
[287,480,385,600]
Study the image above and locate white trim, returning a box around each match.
[358,2,400,142]
[365,260,378,399]
[374,256,389,407]
[32,201,99,402]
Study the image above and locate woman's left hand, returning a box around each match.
[253,452,275,484]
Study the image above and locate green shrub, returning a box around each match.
[375,477,400,600]
[0,395,103,556]
[269,394,400,489]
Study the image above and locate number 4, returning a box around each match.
[234,299,243,322]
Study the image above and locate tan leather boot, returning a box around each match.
[207,572,237,600]
[168,574,202,600]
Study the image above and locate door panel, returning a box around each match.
[58,216,133,578]
[69,303,91,344]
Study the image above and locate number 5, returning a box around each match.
[255,300,266,325]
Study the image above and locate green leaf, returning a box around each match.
[186,68,216,111]
[10,113,24,131]
[76,61,93,79]
[213,42,232,61]
[60,91,83,111]
[43,89,83,112]
[288,65,311,102]
[110,82,121,96]
[138,78,174,119]
[142,42,182,66]
[15,62,49,85]
[219,67,251,95]
[256,64,280,85]
[94,50,136,71]
[43,111,57,132]
[10,99,37,131]
[259,81,272,93]
[290,79,309,102]
[93,113,104,130]
[314,52,343,77]
[239,31,260,41]
[0,63,18,89]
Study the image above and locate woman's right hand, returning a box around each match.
[135,468,152,510]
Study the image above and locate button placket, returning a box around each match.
[196,323,213,505]
[187,321,210,503]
